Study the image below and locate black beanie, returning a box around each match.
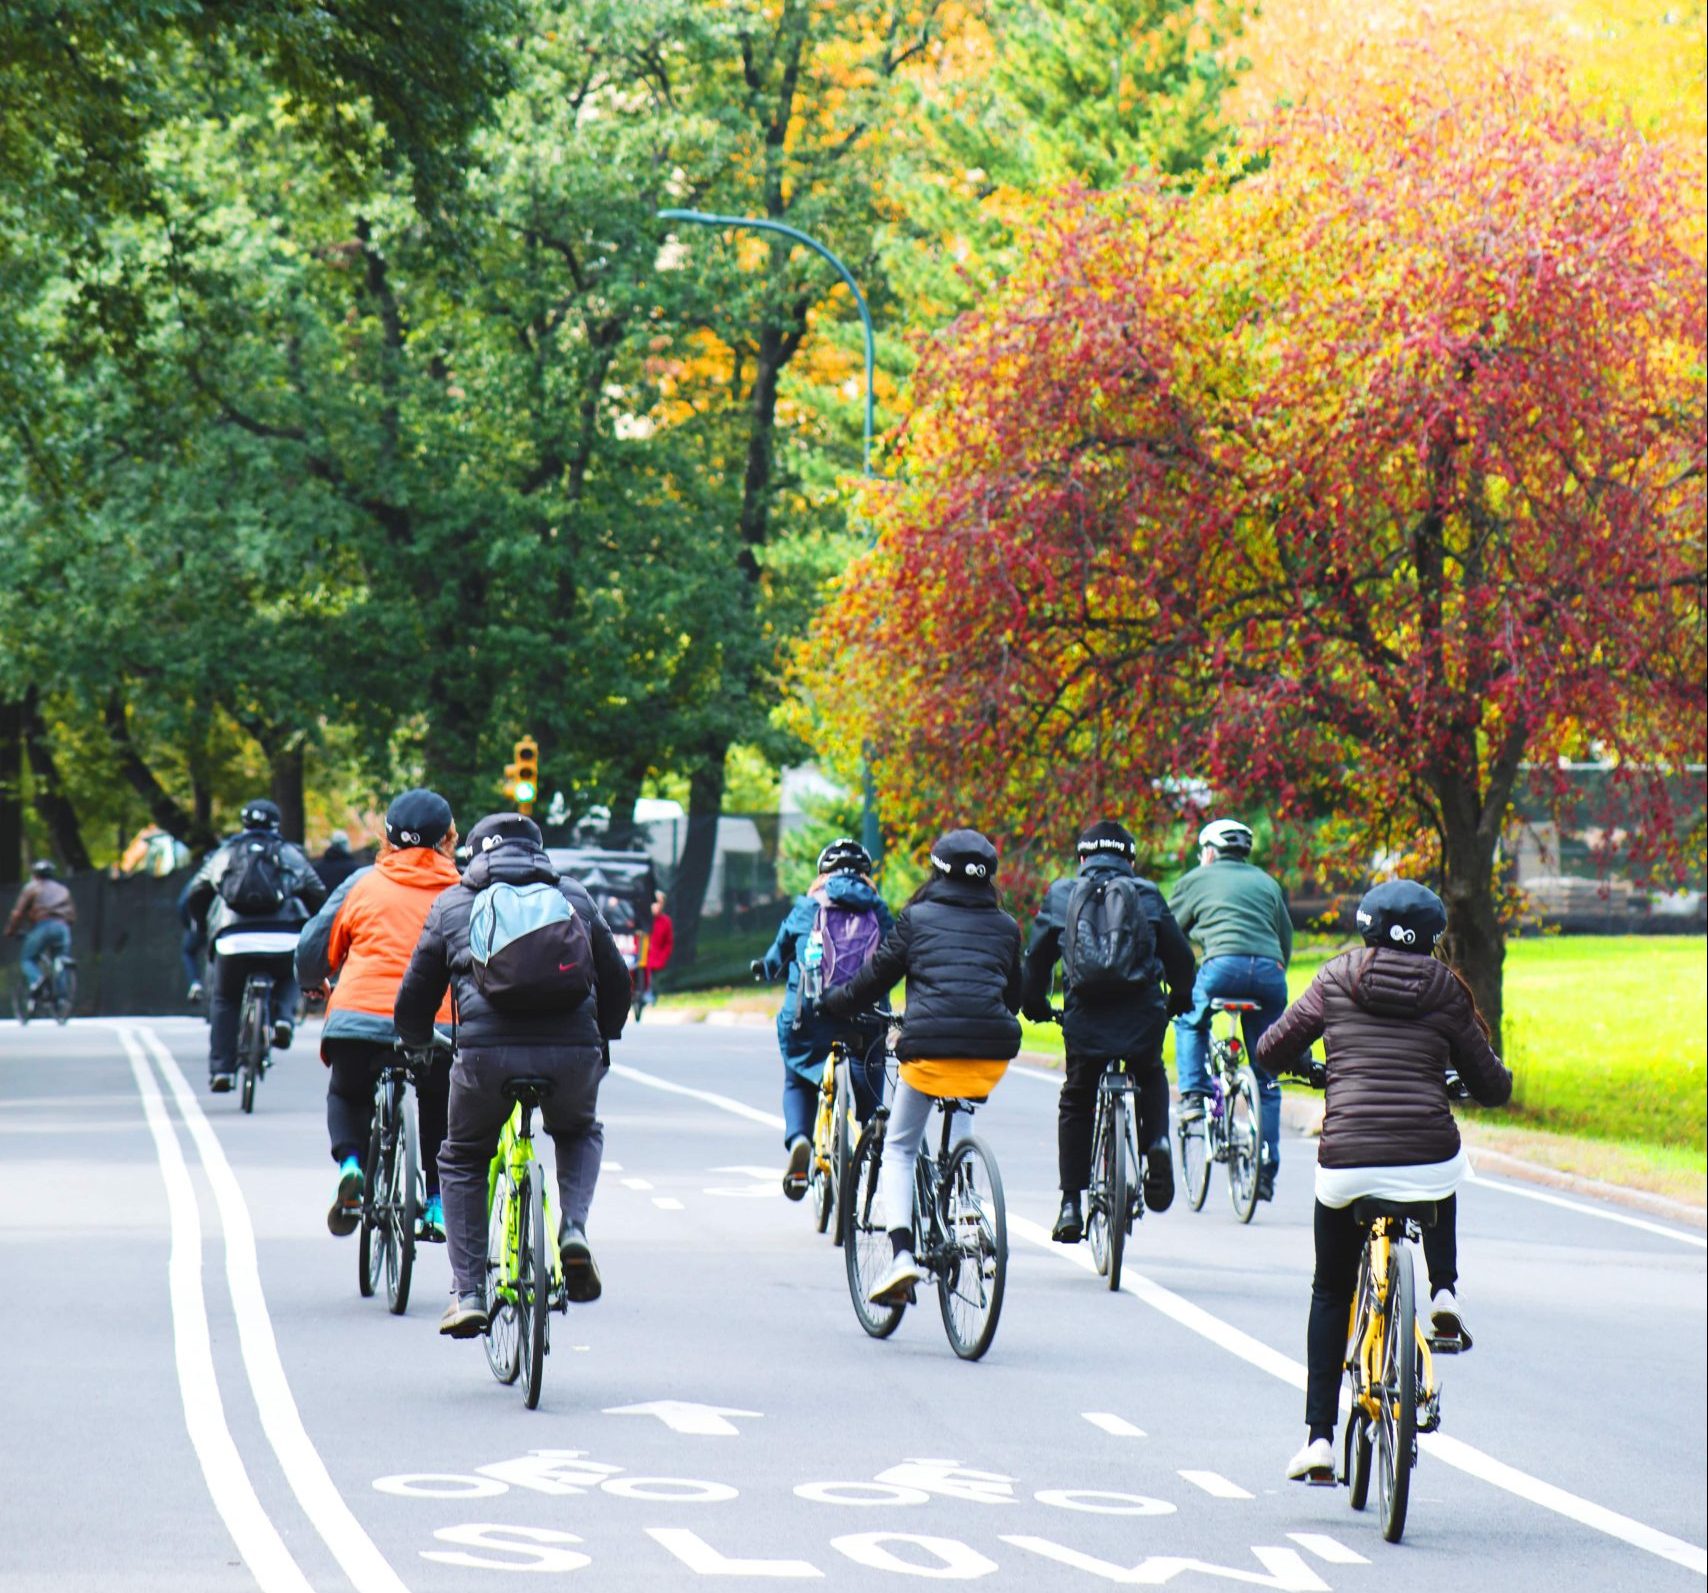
[385,788,454,849]
[1076,819,1136,861]
[466,812,543,854]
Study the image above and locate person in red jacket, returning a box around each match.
[1257,879,1511,1485]
[639,891,674,1007]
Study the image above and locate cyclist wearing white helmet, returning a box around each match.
[1168,818,1292,1200]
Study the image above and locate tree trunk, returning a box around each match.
[1438,792,1505,1054]
[19,688,91,871]
[669,748,728,966]
[104,691,218,851]
[0,697,22,885]
[270,743,307,844]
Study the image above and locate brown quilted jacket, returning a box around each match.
[1256,948,1511,1168]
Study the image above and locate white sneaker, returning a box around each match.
[1286,1435,1336,1484]
[867,1251,926,1306]
[1430,1288,1472,1350]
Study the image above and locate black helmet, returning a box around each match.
[1077,819,1135,862]
[816,837,873,877]
[928,827,998,882]
[240,798,282,832]
[1356,880,1447,953]
[30,859,57,877]
[1198,818,1254,857]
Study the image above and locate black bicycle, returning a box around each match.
[359,1041,439,1315]
[12,946,75,1027]
[234,974,274,1114]
[843,1086,1008,1361]
[1087,1056,1143,1289]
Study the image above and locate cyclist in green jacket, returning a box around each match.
[1169,819,1292,1201]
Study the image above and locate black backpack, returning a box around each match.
[218,836,291,916]
[1061,874,1155,996]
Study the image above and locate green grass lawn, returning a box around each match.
[672,935,1707,1164]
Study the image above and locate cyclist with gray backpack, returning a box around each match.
[394,812,632,1339]
[1022,821,1197,1244]
[755,839,894,1201]
[181,799,326,1092]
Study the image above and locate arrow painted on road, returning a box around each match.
[603,1401,763,1437]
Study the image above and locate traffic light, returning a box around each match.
[511,737,539,815]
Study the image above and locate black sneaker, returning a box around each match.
[557,1219,603,1303]
[782,1136,811,1202]
[1051,1194,1083,1244]
[1177,1091,1209,1124]
[209,1072,235,1094]
[1143,1141,1175,1213]
[271,1020,293,1051]
[439,1293,489,1338]
[1256,1167,1276,1202]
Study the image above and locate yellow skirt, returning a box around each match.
[898,1058,1010,1100]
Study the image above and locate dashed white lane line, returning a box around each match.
[1466,1166,1707,1249]
[1082,1412,1147,1438]
[138,1027,413,1593]
[1288,1532,1369,1565]
[1179,1470,1254,1500]
[654,1197,685,1211]
[621,1176,655,1191]
[118,1029,315,1593]
[616,1058,1706,1579]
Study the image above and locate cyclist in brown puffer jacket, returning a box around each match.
[1257,879,1511,1485]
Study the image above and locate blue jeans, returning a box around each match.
[1174,954,1288,1173]
[20,920,72,995]
[781,1040,883,1147]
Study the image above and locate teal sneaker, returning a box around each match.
[327,1157,363,1238]
[418,1193,446,1243]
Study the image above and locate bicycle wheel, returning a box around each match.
[1087,1095,1112,1277]
[1377,1242,1418,1542]
[236,995,262,1115]
[358,1114,383,1299]
[385,1086,419,1316]
[1106,1094,1130,1293]
[13,973,29,1027]
[52,961,75,1025]
[483,1172,520,1385]
[937,1135,1007,1361]
[1345,1411,1373,1510]
[518,1166,550,1409]
[811,1076,835,1236]
[1226,1071,1262,1223]
[831,1061,853,1250]
[843,1123,906,1339]
[1179,1112,1210,1211]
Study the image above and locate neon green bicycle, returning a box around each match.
[482,1077,565,1410]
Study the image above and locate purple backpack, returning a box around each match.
[798,890,883,1016]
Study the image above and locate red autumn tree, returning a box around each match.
[797,43,1707,1046]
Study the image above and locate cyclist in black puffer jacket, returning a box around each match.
[822,828,1023,1307]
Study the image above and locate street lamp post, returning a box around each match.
[658,207,882,863]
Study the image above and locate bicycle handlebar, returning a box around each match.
[1292,1055,1470,1101]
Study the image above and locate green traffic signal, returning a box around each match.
[514,779,537,804]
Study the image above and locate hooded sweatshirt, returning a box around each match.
[1257,947,1511,1168]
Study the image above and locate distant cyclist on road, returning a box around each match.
[394,812,631,1340]
[296,790,460,1243]
[7,860,76,1005]
[1256,879,1511,1483]
[182,799,326,1092]
[822,828,1024,1307]
[1170,819,1292,1201]
[1021,821,1197,1243]
[757,838,895,1199]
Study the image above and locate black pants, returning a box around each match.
[208,952,297,1074]
[1306,1194,1459,1431]
[1058,1049,1171,1195]
[324,1038,450,1197]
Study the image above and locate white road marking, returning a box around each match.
[604,1161,624,1172]
[654,1196,685,1210]
[118,1029,315,1593]
[619,1060,1706,1579]
[621,1176,655,1191]
[138,1027,414,1593]
[1179,1470,1254,1500]
[1286,1533,1368,1565]
[647,1528,823,1578]
[1466,1166,1707,1249]
[1010,1063,1064,1085]
[604,1399,763,1436]
[1001,1537,1330,1590]
[1082,1412,1147,1438]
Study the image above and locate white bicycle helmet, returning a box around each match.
[1198,818,1254,857]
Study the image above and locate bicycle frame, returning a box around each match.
[487,1104,563,1297]
[1347,1220,1440,1430]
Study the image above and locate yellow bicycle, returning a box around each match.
[809,1028,885,1244]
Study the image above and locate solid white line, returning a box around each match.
[1466,1166,1707,1249]
[610,1061,786,1130]
[1287,1533,1368,1565]
[1082,1411,1147,1438]
[138,1028,413,1593]
[118,1029,315,1593]
[612,1058,1703,1578]
[1010,1062,1063,1084]
[1178,1469,1253,1500]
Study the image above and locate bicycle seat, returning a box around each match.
[502,1076,555,1106]
[937,1097,984,1114]
[1211,998,1260,1013]
[1351,1197,1438,1230]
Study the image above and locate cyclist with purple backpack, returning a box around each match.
[755,839,894,1201]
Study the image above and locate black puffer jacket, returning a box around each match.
[824,876,1023,1061]
[394,839,630,1053]
[1257,948,1511,1168]
[1020,858,1198,1057]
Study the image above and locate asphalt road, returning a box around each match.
[2,1015,1703,1593]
